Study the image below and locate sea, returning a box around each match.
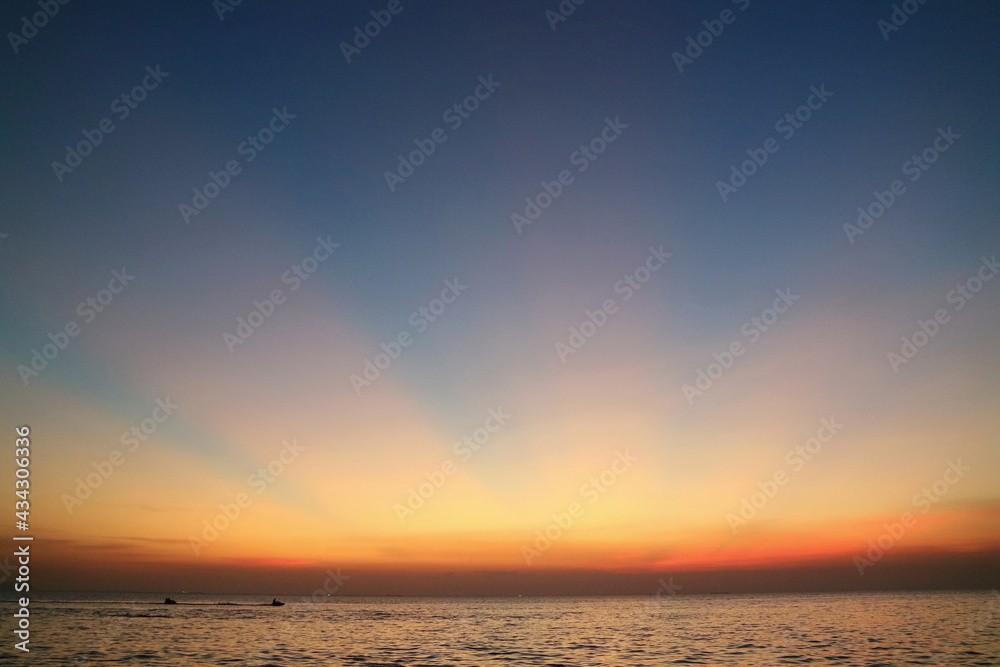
[0,590,998,665]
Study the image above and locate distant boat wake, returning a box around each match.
[161,597,284,606]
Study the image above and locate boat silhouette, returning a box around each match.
[159,597,284,607]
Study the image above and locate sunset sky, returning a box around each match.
[1,1,998,595]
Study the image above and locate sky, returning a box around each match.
[1,1,999,596]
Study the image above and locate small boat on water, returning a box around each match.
[160,596,284,606]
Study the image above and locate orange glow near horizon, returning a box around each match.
[5,259,999,592]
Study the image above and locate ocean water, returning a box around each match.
[1,591,998,665]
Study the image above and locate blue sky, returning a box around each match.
[2,0,998,593]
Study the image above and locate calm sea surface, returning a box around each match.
[0,591,998,665]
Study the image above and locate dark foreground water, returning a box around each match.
[1,591,998,665]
